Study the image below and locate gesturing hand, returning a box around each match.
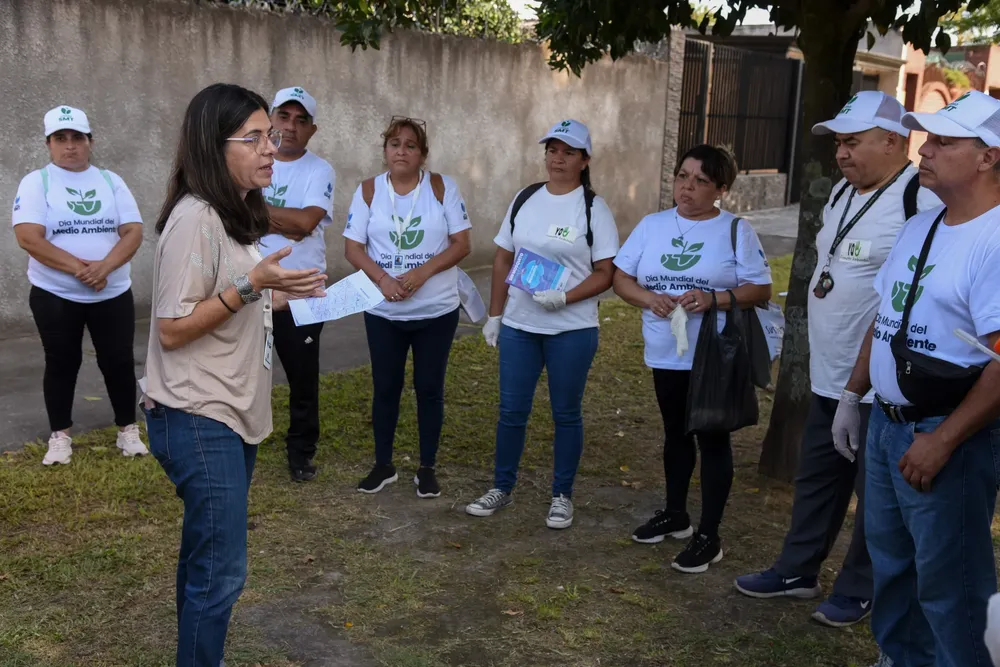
[249,247,327,298]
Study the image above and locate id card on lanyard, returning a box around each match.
[387,171,422,271]
[249,243,274,369]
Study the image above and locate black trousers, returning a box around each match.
[653,368,733,539]
[28,286,136,432]
[363,309,460,468]
[774,393,873,599]
[271,310,324,468]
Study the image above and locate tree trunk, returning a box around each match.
[757,3,869,481]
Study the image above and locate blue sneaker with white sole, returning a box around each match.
[811,594,872,628]
[734,568,822,599]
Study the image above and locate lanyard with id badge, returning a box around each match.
[814,163,909,298]
[248,243,275,370]
[387,170,423,272]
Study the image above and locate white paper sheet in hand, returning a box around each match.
[670,306,689,357]
[288,270,385,326]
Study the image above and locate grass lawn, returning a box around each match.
[1,255,885,666]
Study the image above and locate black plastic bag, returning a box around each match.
[686,292,759,434]
[735,305,772,389]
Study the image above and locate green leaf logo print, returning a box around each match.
[65,187,102,215]
[839,94,858,115]
[944,91,972,112]
[389,215,424,250]
[890,255,935,312]
[660,237,703,271]
[265,184,288,207]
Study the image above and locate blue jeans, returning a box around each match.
[494,324,598,497]
[866,403,999,667]
[144,404,258,667]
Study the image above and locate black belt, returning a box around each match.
[875,395,944,424]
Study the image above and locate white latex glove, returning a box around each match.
[985,593,1000,666]
[670,306,689,357]
[483,316,502,348]
[532,290,567,312]
[831,389,863,462]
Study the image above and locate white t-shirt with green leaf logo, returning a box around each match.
[869,204,1000,405]
[12,163,142,303]
[493,184,620,335]
[258,151,336,273]
[343,171,471,321]
[614,208,771,370]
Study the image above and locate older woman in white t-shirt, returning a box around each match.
[613,144,772,575]
[12,105,147,465]
[466,119,620,530]
[344,116,472,499]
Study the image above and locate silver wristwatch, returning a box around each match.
[234,273,262,304]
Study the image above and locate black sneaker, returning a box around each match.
[671,533,723,574]
[631,509,694,544]
[290,462,318,483]
[414,467,441,498]
[357,463,398,494]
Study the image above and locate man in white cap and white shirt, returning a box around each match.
[833,89,1000,666]
[260,86,336,483]
[735,91,940,628]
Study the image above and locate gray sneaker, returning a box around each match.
[466,488,513,517]
[546,494,573,529]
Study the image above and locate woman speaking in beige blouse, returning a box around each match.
[140,83,326,667]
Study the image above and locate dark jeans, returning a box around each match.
[363,309,460,467]
[866,404,999,667]
[774,393,873,599]
[28,286,136,432]
[272,310,323,468]
[144,404,258,667]
[653,368,733,539]
[494,324,599,498]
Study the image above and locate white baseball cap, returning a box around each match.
[812,91,909,137]
[271,86,318,119]
[44,105,91,137]
[539,119,593,155]
[902,90,1000,147]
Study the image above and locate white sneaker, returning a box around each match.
[43,432,73,466]
[116,424,148,457]
[546,494,574,529]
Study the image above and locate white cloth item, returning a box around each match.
[532,289,567,311]
[670,305,689,357]
[902,89,1000,147]
[613,208,771,370]
[809,166,941,404]
[271,86,318,118]
[538,119,593,155]
[457,268,486,322]
[44,105,91,136]
[344,171,471,321]
[870,204,1000,405]
[494,184,619,335]
[811,91,909,137]
[483,315,502,347]
[257,151,336,273]
[12,163,142,303]
[831,390,863,462]
[985,593,1000,666]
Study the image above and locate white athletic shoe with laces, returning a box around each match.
[116,424,149,457]
[546,494,574,529]
[43,431,73,466]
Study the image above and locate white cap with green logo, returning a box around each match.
[902,90,1000,147]
[272,86,318,120]
[539,119,593,155]
[44,105,91,137]
[811,91,909,137]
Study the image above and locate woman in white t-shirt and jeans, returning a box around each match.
[613,145,772,574]
[466,119,620,529]
[12,105,147,465]
[344,116,472,499]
